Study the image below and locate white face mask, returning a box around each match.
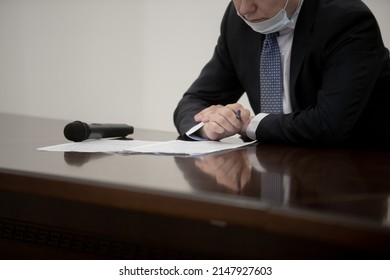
[238,0,294,34]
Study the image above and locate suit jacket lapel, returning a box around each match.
[245,29,264,114]
[290,0,318,111]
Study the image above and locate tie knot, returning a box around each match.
[263,32,279,52]
[266,32,279,40]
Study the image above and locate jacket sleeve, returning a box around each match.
[173,3,244,136]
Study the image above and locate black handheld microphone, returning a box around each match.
[64,121,134,142]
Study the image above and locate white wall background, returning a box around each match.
[0,0,389,133]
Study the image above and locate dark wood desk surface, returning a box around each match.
[1,112,390,259]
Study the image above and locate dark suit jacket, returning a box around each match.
[173,0,390,148]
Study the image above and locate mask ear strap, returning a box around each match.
[283,0,289,10]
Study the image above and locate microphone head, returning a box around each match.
[63,121,90,142]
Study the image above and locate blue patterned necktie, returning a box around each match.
[260,32,283,114]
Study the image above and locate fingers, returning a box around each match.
[197,104,251,140]
[194,105,223,122]
[205,109,239,140]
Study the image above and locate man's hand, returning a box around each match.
[194,103,252,140]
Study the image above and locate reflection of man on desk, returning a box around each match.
[193,147,291,204]
[175,146,390,223]
[194,150,252,193]
[175,150,261,198]
[175,147,290,203]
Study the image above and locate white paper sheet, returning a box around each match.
[37,139,158,153]
[38,139,256,156]
[126,140,256,156]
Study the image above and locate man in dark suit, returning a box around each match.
[173,0,390,148]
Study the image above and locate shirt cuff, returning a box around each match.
[185,122,208,141]
[246,113,269,140]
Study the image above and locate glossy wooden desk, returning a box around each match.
[1,113,390,259]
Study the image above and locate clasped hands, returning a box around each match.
[194,103,252,141]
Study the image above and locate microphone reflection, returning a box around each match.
[63,152,109,167]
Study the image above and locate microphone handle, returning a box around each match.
[89,123,134,139]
